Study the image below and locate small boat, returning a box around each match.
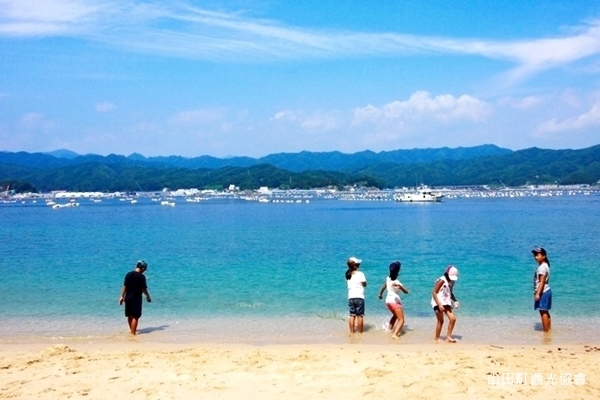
[394,185,443,203]
[52,202,80,209]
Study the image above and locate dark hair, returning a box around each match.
[541,254,551,268]
[136,260,147,270]
[345,260,360,280]
[388,261,401,280]
[533,248,550,268]
[345,268,352,280]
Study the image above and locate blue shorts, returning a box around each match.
[348,298,365,316]
[534,289,552,311]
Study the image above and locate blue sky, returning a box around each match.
[2,0,600,158]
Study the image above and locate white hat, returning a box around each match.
[348,257,362,264]
[446,265,459,281]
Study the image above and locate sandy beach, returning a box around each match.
[1,340,598,400]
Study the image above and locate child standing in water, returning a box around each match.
[431,265,460,343]
[345,257,367,334]
[532,247,552,332]
[378,261,409,339]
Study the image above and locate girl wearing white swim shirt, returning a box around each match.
[431,265,460,343]
[532,247,552,332]
[345,257,367,334]
[378,261,409,339]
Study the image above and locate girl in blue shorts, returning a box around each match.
[532,247,552,332]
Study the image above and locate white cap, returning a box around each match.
[446,265,458,281]
[348,257,362,264]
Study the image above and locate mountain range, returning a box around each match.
[2,144,511,171]
[1,144,599,192]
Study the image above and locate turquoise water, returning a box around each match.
[1,194,599,344]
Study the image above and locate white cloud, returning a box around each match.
[270,109,343,132]
[353,91,491,125]
[300,113,342,131]
[270,110,298,122]
[95,101,115,112]
[0,0,106,35]
[0,0,100,22]
[537,103,600,133]
[1,1,600,82]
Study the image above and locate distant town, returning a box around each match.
[2,183,598,207]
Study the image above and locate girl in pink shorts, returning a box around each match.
[377,261,409,339]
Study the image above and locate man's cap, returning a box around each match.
[446,265,459,281]
[531,247,547,256]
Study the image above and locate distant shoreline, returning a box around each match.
[3,184,599,203]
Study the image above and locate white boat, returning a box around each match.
[52,202,80,209]
[394,185,443,203]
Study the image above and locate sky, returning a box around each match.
[2,0,600,158]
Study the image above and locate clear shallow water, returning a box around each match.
[1,195,599,344]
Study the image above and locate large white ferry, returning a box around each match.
[394,185,443,202]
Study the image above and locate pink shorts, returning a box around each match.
[386,302,402,312]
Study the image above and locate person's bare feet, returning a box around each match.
[445,337,457,343]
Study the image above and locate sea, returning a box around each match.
[1,191,599,346]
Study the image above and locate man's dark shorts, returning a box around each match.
[125,298,143,319]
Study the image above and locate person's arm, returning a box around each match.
[432,280,445,309]
[361,272,367,288]
[378,281,386,299]
[398,283,409,294]
[535,274,547,301]
[450,287,459,308]
[143,288,151,302]
[119,285,127,305]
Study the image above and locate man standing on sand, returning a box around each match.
[119,260,152,335]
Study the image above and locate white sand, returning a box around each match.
[1,340,599,399]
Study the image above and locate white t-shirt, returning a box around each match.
[347,271,366,299]
[385,276,402,304]
[430,276,454,308]
[533,262,551,293]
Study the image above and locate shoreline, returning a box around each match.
[1,341,598,399]
[2,314,600,347]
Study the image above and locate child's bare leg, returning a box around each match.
[540,311,551,332]
[434,310,444,341]
[357,316,364,333]
[348,315,356,333]
[391,308,405,339]
[388,315,397,331]
[445,309,457,342]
